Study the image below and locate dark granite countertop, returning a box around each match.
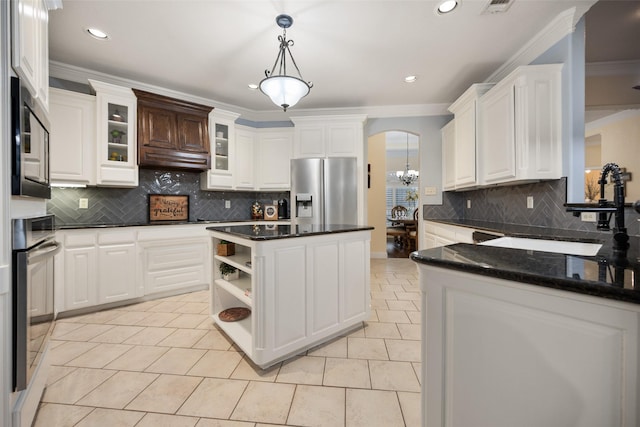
[414,219,640,305]
[56,219,290,230]
[207,224,374,241]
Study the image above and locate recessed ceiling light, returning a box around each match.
[248,83,259,90]
[437,0,459,14]
[404,75,417,83]
[86,27,109,40]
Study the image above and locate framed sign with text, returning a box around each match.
[149,194,189,222]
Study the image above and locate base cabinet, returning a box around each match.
[97,236,137,304]
[141,238,210,295]
[211,229,371,368]
[55,225,211,315]
[423,221,478,249]
[419,265,639,427]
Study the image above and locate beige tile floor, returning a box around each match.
[35,258,421,427]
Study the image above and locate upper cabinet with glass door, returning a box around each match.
[89,80,138,187]
[201,109,240,190]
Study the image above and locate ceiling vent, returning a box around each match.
[481,0,514,14]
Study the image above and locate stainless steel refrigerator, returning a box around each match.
[291,157,358,226]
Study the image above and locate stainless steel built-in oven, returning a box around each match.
[12,215,59,392]
[11,76,51,199]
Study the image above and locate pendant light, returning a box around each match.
[396,133,419,186]
[259,14,313,112]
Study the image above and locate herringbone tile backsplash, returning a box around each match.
[424,178,640,236]
[48,169,288,226]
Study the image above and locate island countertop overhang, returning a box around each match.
[207,224,374,241]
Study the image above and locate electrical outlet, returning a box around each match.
[581,212,597,222]
[424,186,437,196]
[225,200,231,209]
[527,196,534,209]
[79,198,88,209]
[466,199,471,209]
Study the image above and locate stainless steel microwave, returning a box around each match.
[11,76,51,199]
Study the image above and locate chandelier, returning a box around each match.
[396,133,419,186]
[259,14,313,112]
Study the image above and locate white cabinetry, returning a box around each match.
[11,0,49,109]
[55,224,211,314]
[138,226,210,296]
[96,230,138,304]
[423,221,479,249]
[234,127,256,189]
[49,88,96,186]
[89,80,138,187]
[447,84,494,189]
[210,229,371,368]
[479,64,562,185]
[200,109,240,190]
[56,231,98,311]
[441,120,456,191]
[290,115,366,158]
[256,129,293,190]
[420,265,639,427]
[201,121,294,192]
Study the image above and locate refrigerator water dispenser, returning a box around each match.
[296,193,313,218]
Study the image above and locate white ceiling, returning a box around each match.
[48,0,601,116]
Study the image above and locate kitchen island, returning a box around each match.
[208,224,373,368]
[411,235,640,427]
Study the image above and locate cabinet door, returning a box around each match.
[140,106,176,150]
[442,120,456,191]
[257,131,293,189]
[480,84,515,184]
[235,129,255,189]
[326,123,359,157]
[177,113,209,153]
[454,100,478,187]
[294,126,325,158]
[98,243,137,304]
[11,0,41,99]
[90,80,138,187]
[64,247,98,310]
[49,89,96,185]
[36,0,48,109]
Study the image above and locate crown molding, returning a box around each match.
[585,108,640,133]
[586,60,640,77]
[50,61,450,123]
[486,4,596,83]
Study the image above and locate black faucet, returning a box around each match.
[566,162,629,251]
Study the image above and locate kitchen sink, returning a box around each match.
[479,236,602,256]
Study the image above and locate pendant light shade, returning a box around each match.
[259,14,312,111]
[259,75,310,111]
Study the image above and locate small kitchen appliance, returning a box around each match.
[10,77,51,199]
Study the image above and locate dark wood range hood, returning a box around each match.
[133,89,213,171]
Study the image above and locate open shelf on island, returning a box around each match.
[214,276,252,307]
[214,311,252,354]
[214,253,252,274]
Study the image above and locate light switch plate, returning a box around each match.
[225,200,231,209]
[424,186,437,196]
[79,198,88,209]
